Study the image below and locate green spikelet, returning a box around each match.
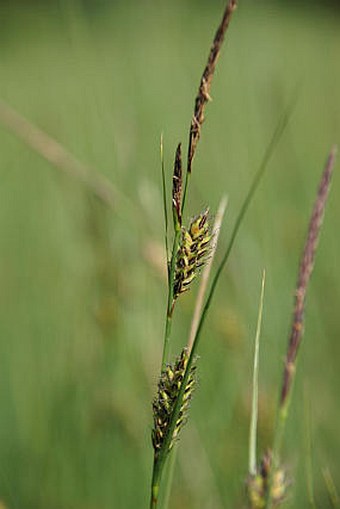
[246,451,289,508]
[173,209,212,300]
[152,348,196,457]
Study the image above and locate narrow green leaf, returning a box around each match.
[249,269,266,476]
[160,133,170,273]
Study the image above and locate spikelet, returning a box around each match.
[173,209,212,301]
[172,143,183,229]
[152,348,196,457]
[246,451,289,508]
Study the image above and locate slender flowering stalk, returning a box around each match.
[181,0,237,212]
[159,0,237,378]
[160,0,238,372]
[280,146,337,407]
[264,146,337,509]
[161,144,184,371]
[304,393,317,509]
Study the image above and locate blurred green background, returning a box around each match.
[0,1,339,508]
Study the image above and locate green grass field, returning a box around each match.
[0,1,339,507]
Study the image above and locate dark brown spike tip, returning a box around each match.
[172,143,183,228]
[187,0,237,174]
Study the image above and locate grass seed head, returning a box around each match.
[173,209,212,301]
[152,348,197,457]
[246,450,289,508]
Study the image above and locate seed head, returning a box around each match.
[246,451,289,508]
[152,348,197,457]
[172,143,183,229]
[173,209,212,300]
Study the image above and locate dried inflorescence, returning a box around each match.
[246,451,288,509]
[173,210,212,301]
[152,348,196,457]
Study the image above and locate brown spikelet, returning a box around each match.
[173,209,212,301]
[172,143,183,228]
[187,0,237,175]
[246,451,289,509]
[280,146,337,406]
[152,348,196,458]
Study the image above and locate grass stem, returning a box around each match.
[161,229,181,370]
[0,99,125,212]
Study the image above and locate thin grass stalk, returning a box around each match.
[303,392,318,509]
[265,146,337,509]
[160,143,184,370]
[151,108,291,507]
[280,147,337,408]
[249,270,266,477]
[0,99,126,212]
[181,0,237,213]
[160,227,182,370]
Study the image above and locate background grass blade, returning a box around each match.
[248,270,266,477]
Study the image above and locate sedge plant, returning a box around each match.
[149,1,294,507]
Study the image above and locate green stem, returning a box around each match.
[150,462,160,509]
[181,170,191,216]
[161,229,181,370]
[163,448,177,509]
[161,312,173,371]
